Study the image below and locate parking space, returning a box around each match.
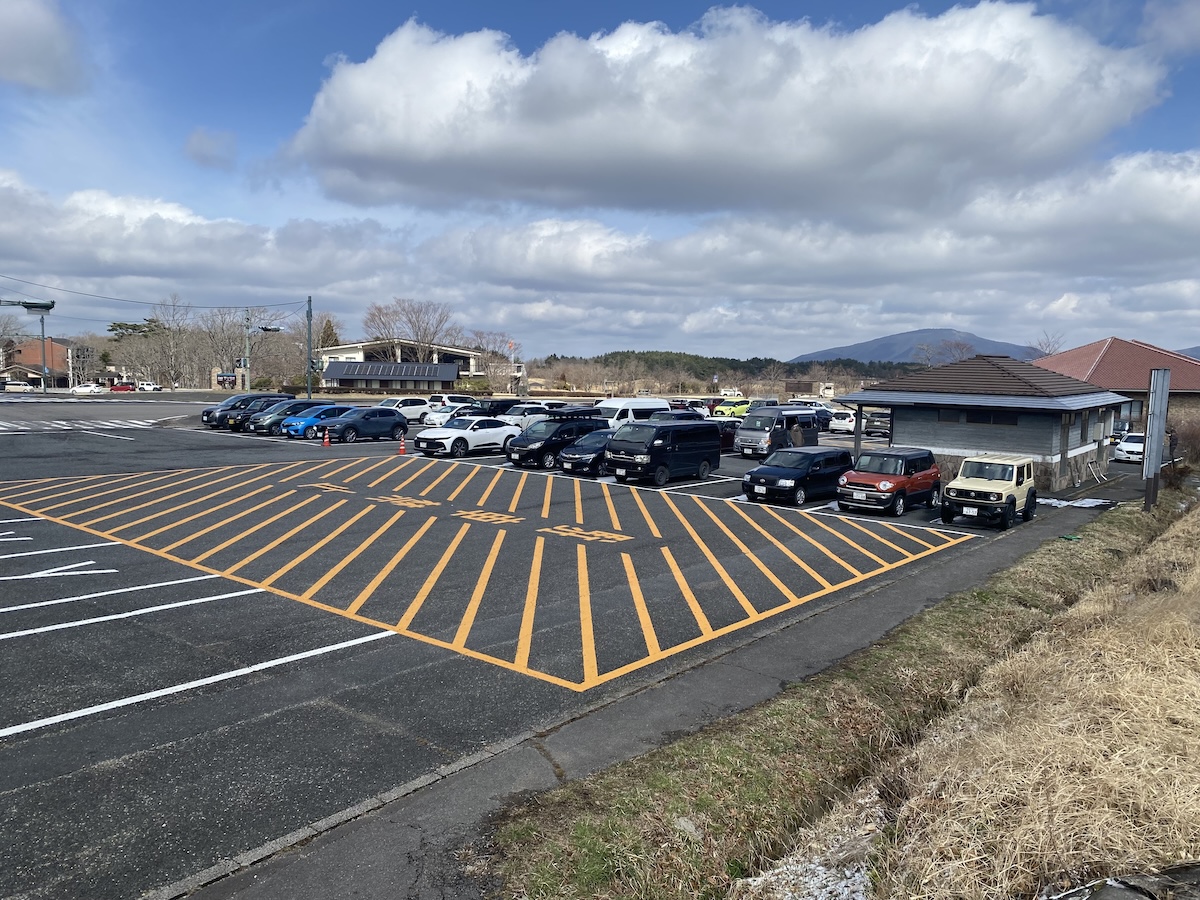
[0,455,975,694]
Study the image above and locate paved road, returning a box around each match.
[0,396,1035,900]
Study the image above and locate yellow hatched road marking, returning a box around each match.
[260,504,376,587]
[476,468,505,507]
[368,456,417,488]
[880,521,939,549]
[397,521,470,629]
[507,471,529,514]
[629,487,662,538]
[128,485,273,541]
[760,506,863,576]
[393,459,439,493]
[161,491,297,553]
[661,546,712,635]
[622,552,660,656]
[342,456,394,483]
[224,499,347,573]
[321,459,362,480]
[3,471,144,503]
[573,478,583,525]
[81,466,271,525]
[724,500,834,589]
[454,529,506,648]
[302,507,408,600]
[345,516,438,615]
[514,535,544,668]
[540,476,554,519]
[41,468,215,514]
[578,544,597,684]
[838,516,912,557]
[419,461,459,497]
[279,459,352,483]
[110,475,278,534]
[798,510,888,566]
[660,494,755,616]
[690,497,802,605]
[445,464,480,502]
[190,494,322,563]
[600,482,621,532]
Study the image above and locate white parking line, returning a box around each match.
[0,560,118,581]
[0,517,43,524]
[0,588,263,641]
[0,574,220,613]
[0,542,119,560]
[78,431,137,441]
[0,630,396,738]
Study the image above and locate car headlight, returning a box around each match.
[742,474,751,482]
[526,441,544,450]
[988,492,1000,502]
[878,480,894,491]
[837,475,848,486]
[946,488,958,497]
[757,438,769,447]
[777,479,795,488]
[634,454,650,464]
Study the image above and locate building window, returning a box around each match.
[965,410,1019,426]
[938,409,961,423]
[1080,410,1089,442]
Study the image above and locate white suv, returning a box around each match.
[941,454,1036,530]
[378,397,434,423]
[137,382,163,391]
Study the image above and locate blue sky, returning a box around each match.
[1,0,1199,360]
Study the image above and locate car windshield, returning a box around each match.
[1122,434,1145,445]
[854,454,903,475]
[613,424,656,444]
[762,450,810,471]
[509,406,543,415]
[741,414,776,430]
[523,421,557,438]
[716,400,741,409]
[960,461,1015,481]
[573,431,612,449]
[443,418,473,430]
[434,405,459,413]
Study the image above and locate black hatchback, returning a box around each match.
[559,428,618,476]
[743,447,854,505]
[508,416,610,469]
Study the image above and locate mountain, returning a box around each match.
[1178,347,1200,360]
[788,328,1038,364]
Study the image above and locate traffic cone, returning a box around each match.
[397,436,406,455]
[322,428,331,447]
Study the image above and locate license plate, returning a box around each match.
[852,491,866,500]
[563,462,574,470]
[742,449,753,457]
[616,468,626,476]
[754,485,766,494]
[963,506,978,516]
[510,453,519,461]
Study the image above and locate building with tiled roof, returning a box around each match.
[837,356,1129,492]
[1032,337,1200,424]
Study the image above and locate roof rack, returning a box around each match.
[545,406,606,418]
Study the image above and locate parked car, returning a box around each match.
[742,446,855,506]
[378,397,435,423]
[828,410,856,434]
[428,393,476,408]
[606,420,722,486]
[474,398,523,417]
[713,416,742,451]
[109,382,135,392]
[137,382,163,391]
[591,396,672,428]
[941,454,1037,529]
[226,396,295,432]
[497,403,553,431]
[712,397,751,417]
[559,428,618,476]
[69,383,105,395]
[412,415,519,457]
[323,407,410,443]
[245,399,329,436]
[837,447,941,516]
[201,392,295,428]
[863,410,892,436]
[508,414,610,469]
[1113,432,1146,463]
[733,406,820,458]
[282,405,356,439]
[425,402,482,427]
[648,409,706,421]
[1108,419,1132,445]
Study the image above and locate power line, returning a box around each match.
[0,273,302,309]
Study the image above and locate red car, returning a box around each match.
[109,382,135,392]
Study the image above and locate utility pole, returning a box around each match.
[306,296,313,400]
[0,298,54,392]
[243,308,251,391]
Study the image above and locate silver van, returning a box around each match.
[733,406,819,459]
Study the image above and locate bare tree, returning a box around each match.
[467,329,521,392]
[941,339,976,363]
[363,298,462,363]
[1029,329,1065,358]
[913,343,938,367]
[0,312,20,345]
[142,294,192,389]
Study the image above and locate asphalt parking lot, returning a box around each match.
[1,395,1089,900]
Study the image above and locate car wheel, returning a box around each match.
[1022,491,1036,522]
[304,425,317,439]
[999,501,1015,531]
[451,439,467,458]
[269,424,281,437]
[837,501,850,511]
[928,484,941,509]
[615,474,627,484]
[597,461,609,477]
[652,466,670,487]
[941,508,956,524]
[541,451,557,470]
[697,460,711,480]
[502,435,513,451]
[793,486,807,506]
[342,427,358,443]
[744,493,756,503]
[417,413,427,424]
[890,492,906,517]
[391,425,405,440]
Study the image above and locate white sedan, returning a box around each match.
[498,403,552,431]
[423,403,479,427]
[69,383,105,395]
[1113,432,1146,463]
[412,416,521,458]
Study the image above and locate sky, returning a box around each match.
[1,0,1200,362]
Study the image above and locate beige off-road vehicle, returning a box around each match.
[940,453,1036,530]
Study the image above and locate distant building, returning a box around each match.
[317,339,524,391]
[1,337,71,389]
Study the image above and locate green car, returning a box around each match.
[712,398,751,417]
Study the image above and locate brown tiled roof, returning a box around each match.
[1032,337,1200,392]
[863,355,1103,396]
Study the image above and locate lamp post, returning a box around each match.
[0,298,55,393]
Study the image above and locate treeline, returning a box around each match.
[533,350,921,382]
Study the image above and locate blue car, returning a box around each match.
[282,405,355,439]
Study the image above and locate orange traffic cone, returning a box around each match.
[397,436,406,455]
[322,428,331,447]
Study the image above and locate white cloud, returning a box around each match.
[0,0,85,93]
[1141,0,1200,55]
[185,128,239,171]
[286,3,1164,217]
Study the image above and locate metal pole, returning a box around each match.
[306,296,313,400]
[40,314,47,394]
[243,308,251,391]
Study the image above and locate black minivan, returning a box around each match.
[606,420,721,486]
[508,413,610,469]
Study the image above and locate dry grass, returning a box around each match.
[487,496,1192,899]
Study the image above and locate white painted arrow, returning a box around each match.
[0,560,118,581]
